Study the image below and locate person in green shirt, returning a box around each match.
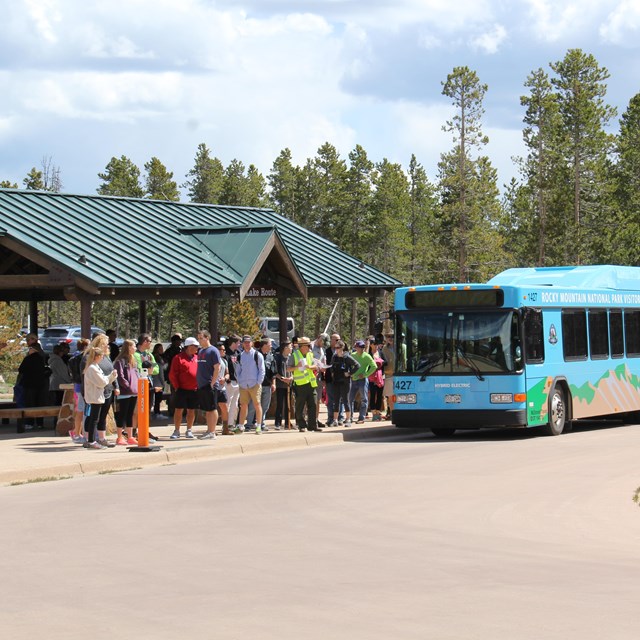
[133,333,162,431]
[348,340,377,424]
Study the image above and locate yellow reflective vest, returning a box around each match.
[292,349,317,387]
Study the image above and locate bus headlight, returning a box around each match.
[396,393,417,404]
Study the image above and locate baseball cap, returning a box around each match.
[242,335,253,343]
[354,340,365,348]
[184,337,199,347]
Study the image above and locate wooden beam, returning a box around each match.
[0,237,101,295]
[0,274,51,288]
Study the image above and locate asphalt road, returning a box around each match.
[1,422,640,640]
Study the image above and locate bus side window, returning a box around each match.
[624,310,640,357]
[524,308,544,363]
[610,309,624,358]
[562,309,588,361]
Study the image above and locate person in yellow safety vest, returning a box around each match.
[287,336,323,432]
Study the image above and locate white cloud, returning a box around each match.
[524,0,613,42]
[600,0,640,46]
[341,0,496,32]
[390,101,453,174]
[470,24,507,54]
[23,0,61,44]
[0,0,635,197]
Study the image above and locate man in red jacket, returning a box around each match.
[168,337,199,439]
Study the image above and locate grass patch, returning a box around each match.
[634,486,640,506]
[10,475,72,486]
[98,467,143,475]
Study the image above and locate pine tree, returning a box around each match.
[182,143,224,204]
[343,144,375,252]
[144,157,180,201]
[0,302,23,375]
[519,68,562,265]
[612,93,640,264]
[23,167,44,190]
[245,165,268,208]
[220,300,260,339]
[438,66,502,282]
[408,154,439,284]
[1,180,18,188]
[220,159,249,206]
[268,148,300,221]
[550,49,617,264]
[371,159,411,280]
[308,143,347,241]
[97,156,144,197]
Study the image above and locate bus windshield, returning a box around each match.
[396,310,523,375]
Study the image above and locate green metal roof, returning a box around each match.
[0,189,401,298]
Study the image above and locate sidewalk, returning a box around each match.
[0,414,400,485]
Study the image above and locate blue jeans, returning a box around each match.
[349,378,369,421]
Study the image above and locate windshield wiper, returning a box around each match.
[456,346,485,381]
[418,354,447,381]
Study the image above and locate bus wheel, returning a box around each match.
[545,387,567,436]
[431,427,456,438]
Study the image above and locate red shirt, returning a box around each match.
[168,351,198,390]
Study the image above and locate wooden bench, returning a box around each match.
[0,402,18,424]
[0,405,62,433]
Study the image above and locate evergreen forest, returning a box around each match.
[3,48,640,342]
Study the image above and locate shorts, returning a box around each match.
[383,376,394,397]
[239,384,261,407]
[74,390,85,413]
[174,388,199,410]
[216,388,228,403]
[197,385,218,412]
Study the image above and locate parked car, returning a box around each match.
[20,327,44,338]
[259,317,295,345]
[40,325,105,353]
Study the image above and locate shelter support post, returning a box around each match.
[208,298,219,341]
[139,300,147,334]
[80,299,91,340]
[29,299,38,335]
[368,294,377,336]
[278,295,288,345]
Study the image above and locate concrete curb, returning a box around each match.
[0,425,401,485]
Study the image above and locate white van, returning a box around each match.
[259,317,295,344]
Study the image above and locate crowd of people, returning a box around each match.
[14,328,398,449]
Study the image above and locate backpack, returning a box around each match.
[368,354,385,388]
[68,352,83,384]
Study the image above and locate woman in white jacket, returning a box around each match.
[83,346,117,450]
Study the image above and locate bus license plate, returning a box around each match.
[445,394,461,404]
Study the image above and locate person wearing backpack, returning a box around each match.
[328,340,359,427]
[247,338,277,432]
[68,338,89,443]
[236,335,265,434]
[368,339,386,421]
[349,340,378,424]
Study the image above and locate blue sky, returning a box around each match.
[1,0,639,198]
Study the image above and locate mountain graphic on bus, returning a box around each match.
[528,364,640,423]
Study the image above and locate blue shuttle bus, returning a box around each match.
[392,265,640,436]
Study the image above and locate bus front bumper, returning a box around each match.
[393,409,528,429]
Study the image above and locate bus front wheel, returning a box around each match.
[431,427,456,438]
[545,387,568,436]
